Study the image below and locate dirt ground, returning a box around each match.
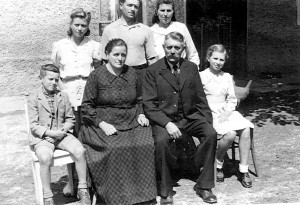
[0,88,299,205]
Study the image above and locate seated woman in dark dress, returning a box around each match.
[79,38,157,205]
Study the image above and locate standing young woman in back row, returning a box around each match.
[51,8,101,137]
[150,0,200,66]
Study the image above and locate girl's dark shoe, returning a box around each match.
[237,171,252,188]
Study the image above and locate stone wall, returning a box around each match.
[247,0,300,75]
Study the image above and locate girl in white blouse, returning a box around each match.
[51,8,101,135]
[200,44,254,188]
[150,0,200,66]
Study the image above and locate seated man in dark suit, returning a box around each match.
[143,31,218,204]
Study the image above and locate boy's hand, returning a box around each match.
[45,130,67,140]
[44,136,55,144]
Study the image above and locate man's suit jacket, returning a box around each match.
[27,88,75,145]
[143,57,212,128]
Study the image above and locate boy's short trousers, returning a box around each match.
[34,134,78,152]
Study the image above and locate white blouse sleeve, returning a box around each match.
[92,41,102,61]
[224,74,238,112]
[51,41,61,67]
[183,24,200,66]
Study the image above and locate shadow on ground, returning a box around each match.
[238,89,300,127]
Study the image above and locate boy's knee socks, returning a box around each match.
[216,159,224,169]
[78,181,88,189]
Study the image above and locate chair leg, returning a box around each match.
[250,129,259,177]
[31,161,40,205]
[231,142,236,161]
[63,163,75,196]
[34,161,44,205]
[92,193,97,205]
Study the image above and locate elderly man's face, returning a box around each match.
[163,38,185,65]
[120,0,140,20]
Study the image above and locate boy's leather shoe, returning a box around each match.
[216,168,224,182]
[77,188,91,205]
[44,197,55,205]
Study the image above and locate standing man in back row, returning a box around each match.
[101,0,157,82]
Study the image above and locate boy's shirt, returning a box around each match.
[42,87,57,130]
[27,87,75,145]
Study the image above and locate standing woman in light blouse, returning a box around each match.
[150,0,200,66]
[51,8,102,137]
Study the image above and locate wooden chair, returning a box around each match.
[232,80,259,177]
[24,104,75,205]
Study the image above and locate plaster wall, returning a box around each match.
[247,0,300,74]
[1,0,185,97]
[1,0,109,97]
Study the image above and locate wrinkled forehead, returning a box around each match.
[164,37,185,48]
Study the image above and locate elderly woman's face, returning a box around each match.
[107,46,127,69]
[70,17,89,38]
[157,3,174,26]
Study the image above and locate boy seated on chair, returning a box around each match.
[27,64,91,205]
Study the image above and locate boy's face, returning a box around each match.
[40,71,59,93]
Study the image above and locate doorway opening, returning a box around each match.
[186,0,248,77]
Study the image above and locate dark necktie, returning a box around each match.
[173,65,179,84]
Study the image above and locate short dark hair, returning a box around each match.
[152,0,176,24]
[67,8,91,37]
[105,38,128,54]
[40,64,60,78]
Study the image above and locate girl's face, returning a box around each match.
[107,45,127,69]
[208,51,226,72]
[70,17,89,38]
[157,3,174,26]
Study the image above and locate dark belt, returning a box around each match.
[131,63,148,69]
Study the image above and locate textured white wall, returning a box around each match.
[1,0,108,97]
[1,0,186,97]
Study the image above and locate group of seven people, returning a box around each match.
[27,0,254,204]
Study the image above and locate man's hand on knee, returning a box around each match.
[165,122,182,139]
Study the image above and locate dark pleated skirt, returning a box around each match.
[79,125,157,205]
